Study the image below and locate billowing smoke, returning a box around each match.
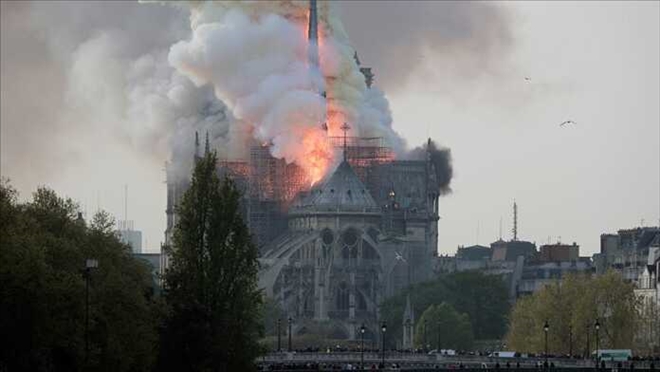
[0,0,485,204]
[407,140,453,195]
[0,1,244,183]
[338,1,512,92]
[165,1,405,183]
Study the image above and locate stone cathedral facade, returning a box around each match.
[258,154,440,342]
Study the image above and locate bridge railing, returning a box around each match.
[259,352,658,370]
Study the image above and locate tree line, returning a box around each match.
[380,270,511,349]
[506,271,658,355]
[0,151,262,372]
[10,149,651,371]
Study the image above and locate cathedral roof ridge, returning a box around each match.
[292,159,379,213]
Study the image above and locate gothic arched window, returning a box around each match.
[336,282,349,311]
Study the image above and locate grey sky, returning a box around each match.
[1,1,658,255]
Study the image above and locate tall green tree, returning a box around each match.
[414,302,474,350]
[0,179,159,372]
[159,151,263,372]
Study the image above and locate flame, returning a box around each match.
[300,127,333,186]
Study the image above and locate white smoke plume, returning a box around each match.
[1,0,506,187]
[166,1,406,181]
[1,0,512,247]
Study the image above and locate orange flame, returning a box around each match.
[300,128,333,186]
[296,5,335,185]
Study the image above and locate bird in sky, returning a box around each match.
[395,251,407,263]
[560,120,576,127]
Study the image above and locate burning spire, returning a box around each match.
[167,1,405,185]
[308,0,319,67]
[308,0,328,132]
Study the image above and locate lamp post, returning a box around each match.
[437,320,441,353]
[84,258,98,364]
[277,318,281,352]
[586,324,591,359]
[360,324,366,371]
[288,317,293,352]
[595,319,600,370]
[381,322,387,370]
[405,318,411,349]
[423,320,427,351]
[543,320,549,371]
[569,325,573,357]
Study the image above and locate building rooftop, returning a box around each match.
[291,160,379,214]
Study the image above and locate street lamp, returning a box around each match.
[405,318,411,349]
[277,318,281,352]
[288,317,293,352]
[360,324,366,371]
[586,324,591,359]
[595,319,600,370]
[423,319,427,351]
[543,320,549,370]
[381,322,387,370]
[569,325,573,357]
[437,320,442,353]
[84,258,98,364]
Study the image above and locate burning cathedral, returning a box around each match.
[164,0,450,342]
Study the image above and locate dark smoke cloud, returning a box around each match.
[428,141,453,195]
[407,140,453,195]
[338,1,512,91]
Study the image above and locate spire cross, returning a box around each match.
[340,122,351,160]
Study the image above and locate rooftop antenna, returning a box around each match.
[512,200,518,241]
[124,184,128,229]
[499,217,503,240]
[340,122,350,160]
